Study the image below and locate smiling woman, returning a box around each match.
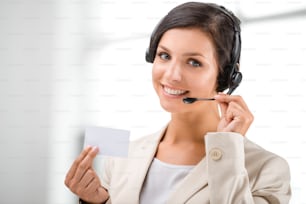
[65,2,291,204]
[152,28,219,113]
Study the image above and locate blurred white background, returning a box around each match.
[0,0,305,203]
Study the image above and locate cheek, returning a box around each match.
[151,66,160,92]
[192,71,218,92]
[152,65,162,82]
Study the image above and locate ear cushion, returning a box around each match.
[231,70,242,87]
[227,64,242,95]
[216,65,231,92]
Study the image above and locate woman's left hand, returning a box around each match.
[214,93,254,136]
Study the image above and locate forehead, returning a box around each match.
[158,27,215,54]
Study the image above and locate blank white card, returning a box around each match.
[84,126,130,157]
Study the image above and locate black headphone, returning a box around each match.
[145,4,243,95]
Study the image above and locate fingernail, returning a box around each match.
[84,145,92,151]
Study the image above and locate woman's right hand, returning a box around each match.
[65,146,109,204]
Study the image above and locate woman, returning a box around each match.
[65,2,291,204]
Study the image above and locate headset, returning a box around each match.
[145,4,243,95]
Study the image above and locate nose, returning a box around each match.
[164,60,182,82]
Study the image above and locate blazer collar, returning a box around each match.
[125,126,208,203]
[125,126,166,203]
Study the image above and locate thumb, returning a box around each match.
[214,93,228,119]
[218,101,228,119]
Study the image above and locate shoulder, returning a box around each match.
[244,138,291,194]
[244,138,290,171]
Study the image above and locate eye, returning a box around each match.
[188,59,202,67]
[158,52,171,61]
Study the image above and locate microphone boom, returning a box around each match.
[183,97,215,104]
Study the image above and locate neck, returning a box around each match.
[163,104,220,144]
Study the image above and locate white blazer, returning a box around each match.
[100,127,291,204]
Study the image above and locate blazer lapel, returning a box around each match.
[124,127,166,203]
[167,157,208,203]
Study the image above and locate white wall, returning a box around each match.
[0,1,55,203]
[242,16,306,203]
[0,0,305,203]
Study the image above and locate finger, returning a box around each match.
[228,100,245,113]
[65,146,92,186]
[215,94,250,116]
[217,98,245,125]
[83,185,108,204]
[79,169,96,188]
[86,176,101,193]
[84,169,103,192]
[73,146,99,183]
[225,105,239,122]
[215,94,249,111]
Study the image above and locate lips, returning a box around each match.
[163,85,188,96]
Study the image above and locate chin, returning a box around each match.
[159,100,186,113]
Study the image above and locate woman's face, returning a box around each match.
[152,27,219,113]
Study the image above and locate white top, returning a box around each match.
[139,158,195,204]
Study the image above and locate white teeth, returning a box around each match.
[164,87,187,95]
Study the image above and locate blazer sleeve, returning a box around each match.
[205,132,291,204]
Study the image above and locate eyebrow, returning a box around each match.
[158,45,208,59]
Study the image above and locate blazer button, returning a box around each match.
[209,148,223,161]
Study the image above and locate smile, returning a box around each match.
[163,86,188,96]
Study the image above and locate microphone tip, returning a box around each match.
[182,97,196,104]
